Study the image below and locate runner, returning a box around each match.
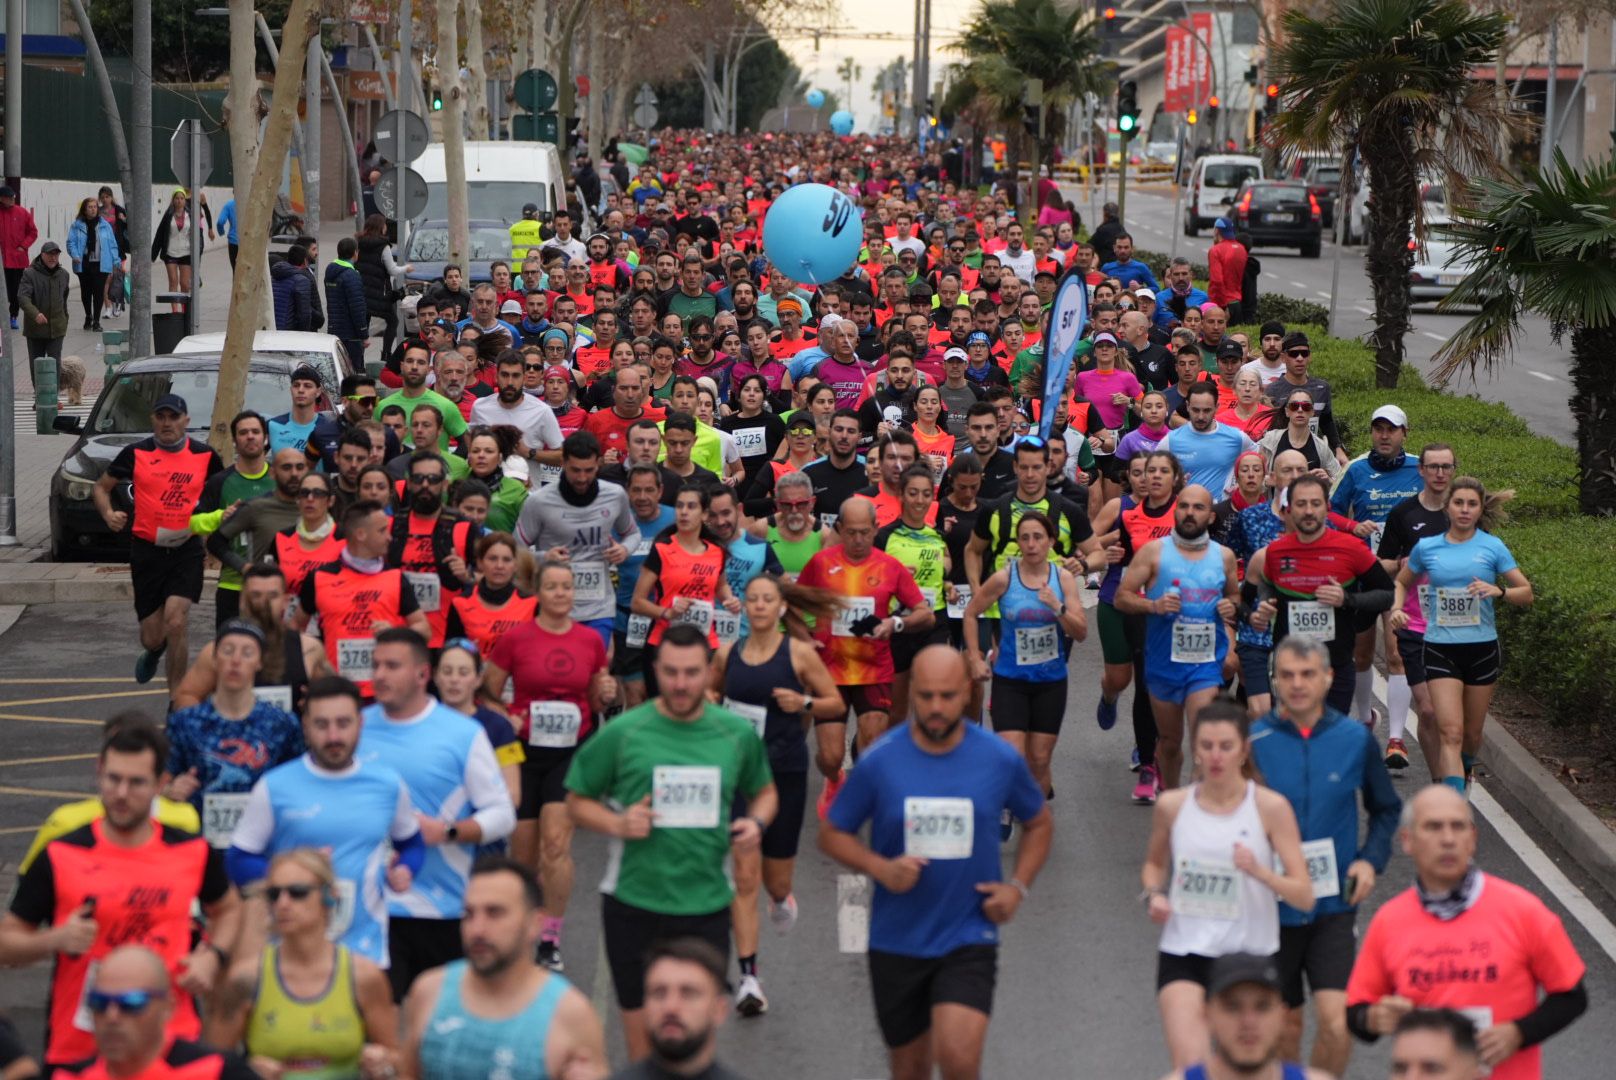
[613,464,677,708]
[964,511,1087,809]
[191,410,274,626]
[485,560,617,974]
[563,624,776,1061]
[743,410,820,516]
[1140,703,1315,1069]
[629,484,740,680]
[361,629,516,1000]
[1375,443,1457,774]
[1249,637,1402,1076]
[819,646,1052,1080]
[1162,383,1256,497]
[797,497,934,811]
[860,431,935,528]
[385,450,480,649]
[713,575,844,1017]
[163,621,305,850]
[749,470,829,580]
[1390,478,1533,795]
[0,719,240,1070]
[444,532,540,655]
[705,485,783,650]
[93,393,223,690]
[173,563,331,715]
[1346,786,1587,1080]
[205,448,309,606]
[268,364,341,456]
[1116,484,1241,791]
[611,939,750,1080]
[402,857,608,1079]
[1389,1010,1486,1080]
[434,641,525,830]
[1154,953,1333,1080]
[269,470,345,604]
[936,455,984,655]
[802,409,870,529]
[875,465,953,724]
[205,849,399,1079]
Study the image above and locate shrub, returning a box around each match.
[1254,294,1331,333]
[1134,246,1209,283]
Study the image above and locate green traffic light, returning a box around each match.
[1118,114,1135,132]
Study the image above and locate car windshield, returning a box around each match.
[1311,167,1341,186]
[408,224,513,262]
[91,368,290,434]
[1205,163,1260,189]
[1251,185,1306,207]
[423,182,545,227]
[253,349,340,388]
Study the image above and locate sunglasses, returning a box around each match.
[86,989,165,1015]
[1287,402,1315,412]
[410,473,447,485]
[346,395,377,406]
[443,636,482,657]
[524,363,545,370]
[777,498,814,509]
[265,883,321,903]
[296,487,332,499]
[1019,435,1047,449]
[1286,348,1311,358]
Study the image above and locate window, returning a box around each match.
[1250,185,1307,208]
[0,0,62,35]
[1204,164,1261,189]
[407,224,514,263]
[422,181,547,227]
[93,369,290,434]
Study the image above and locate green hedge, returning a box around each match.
[1238,324,1606,725]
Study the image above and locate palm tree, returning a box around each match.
[951,0,1109,210]
[1269,0,1521,389]
[1432,151,1616,515]
[836,56,862,110]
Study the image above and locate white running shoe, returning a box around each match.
[735,973,768,1017]
[769,893,798,934]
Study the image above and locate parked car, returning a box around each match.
[171,331,354,397]
[1230,179,1323,257]
[403,219,512,294]
[48,353,336,561]
[1183,154,1263,236]
[1408,217,1473,306]
[1301,160,1342,229]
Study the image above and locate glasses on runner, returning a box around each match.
[443,636,482,656]
[296,487,332,499]
[265,884,320,903]
[778,498,814,509]
[1286,348,1312,358]
[409,472,447,485]
[346,395,377,407]
[86,989,166,1015]
[1287,402,1315,413]
[1422,462,1456,472]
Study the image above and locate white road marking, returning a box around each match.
[1314,291,1332,299]
[1527,370,1556,382]
[1421,331,1447,342]
[1372,670,1616,963]
[1354,306,1371,315]
[1290,280,1309,290]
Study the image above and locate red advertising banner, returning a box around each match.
[1189,12,1213,107]
[1164,24,1190,112]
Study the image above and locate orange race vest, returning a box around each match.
[448,590,539,655]
[311,564,409,696]
[273,529,345,600]
[589,260,618,288]
[132,440,215,545]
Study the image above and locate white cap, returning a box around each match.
[1371,404,1408,428]
[1134,287,1156,300]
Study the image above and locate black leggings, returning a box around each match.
[370,306,399,363]
[1132,650,1157,767]
[78,268,105,322]
[5,267,21,318]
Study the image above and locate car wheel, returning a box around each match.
[1184,215,1198,238]
[1301,240,1321,259]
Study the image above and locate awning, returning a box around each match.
[1471,64,1581,81]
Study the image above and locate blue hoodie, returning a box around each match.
[1249,706,1401,926]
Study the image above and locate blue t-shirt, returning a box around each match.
[1406,531,1518,645]
[1100,258,1161,291]
[725,534,783,637]
[1162,422,1256,497]
[827,723,1045,958]
[616,507,677,633]
[1330,453,1422,536]
[164,698,305,811]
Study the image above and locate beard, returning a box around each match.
[410,487,441,515]
[1175,518,1208,541]
[649,1020,711,1064]
[499,385,523,403]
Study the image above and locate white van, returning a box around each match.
[1183,154,1263,236]
[412,141,568,230]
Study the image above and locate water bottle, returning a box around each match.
[1165,578,1181,601]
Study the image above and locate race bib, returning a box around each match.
[253,684,294,712]
[1458,1006,1494,1033]
[1435,587,1481,627]
[625,613,652,648]
[336,637,375,681]
[832,596,877,638]
[1015,623,1059,666]
[946,584,972,619]
[536,463,562,486]
[573,564,608,603]
[820,512,840,531]
[1172,857,1242,920]
[633,537,653,558]
[202,792,249,849]
[1301,838,1340,899]
[1288,600,1336,642]
[154,525,192,549]
[1170,619,1217,664]
[919,586,939,610]
[326,879,357,940]
[673,598,714,633]
[528,701,583,748]
[652,765,721,828]
[1365,524,1384,554]
[405,571,440,613]
[73,961,101,1031]
[713,607,741,646]
[903,796,974,859]
[734,427,768,457]
[723,696,769,739]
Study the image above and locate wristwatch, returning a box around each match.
[892,614,906,634]
[445,823,461,844]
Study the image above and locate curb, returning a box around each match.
[0,573,134,606]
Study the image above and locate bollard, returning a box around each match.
[102,328,125,373]
[33,354,58,433]
[365,359,383,380]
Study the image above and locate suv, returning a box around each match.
[1230,180,1323,257]
[1183,154,1263,236]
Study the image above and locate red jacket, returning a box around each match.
[1207,238,1248,307]
[0,203,38,269]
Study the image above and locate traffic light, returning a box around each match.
[1264,82,1280,118]
[1244,65,1259,86]
[1206,104,1220,131]
[430,85,443,111]
[1208,95,1220,108]
[1186,108,1198,125]
[1116,80,1139,141]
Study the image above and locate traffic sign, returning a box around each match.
[634,84,658,107]
[514,68,559,113]
[169,120,213,186]
[374,166,428,221]
[633,102,659,129]
[513,112,560,143]
[374,109,430,164]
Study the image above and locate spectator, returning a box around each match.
[18,241,70,394]
[150,188,213,314]
[325,237,370,366]
[272,245,320,332]
[0,184,39,328]
[67,196,119,331]
[357,214,407,362]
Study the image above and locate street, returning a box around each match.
[2,596,1613,1076]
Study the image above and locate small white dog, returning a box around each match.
[59,354,86,406]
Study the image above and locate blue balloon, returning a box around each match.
[762,183,863,285]
[829,109,854,136]
[806,88,826,109]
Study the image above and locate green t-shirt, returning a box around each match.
[563,700,773,915]
[485,474,528,533]
[376,388,469,451]
[191,464,275,591]
[875,521,948,609]
[666,289,718,323]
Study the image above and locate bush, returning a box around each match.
[1134,246,1209,283]
[1254,294,1331,333]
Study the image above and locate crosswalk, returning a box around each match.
[10,402,93,435]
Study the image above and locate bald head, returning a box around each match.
[90,945,175,1070]
[910,645,969,742]
[96,944,170,992]
[1405,783,1473,831]
[1401,784,1476,891]
[1270,448,1310,489]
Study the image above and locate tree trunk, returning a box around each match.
[438,0,471,270]
[1361,132,1416,389]
[585,12,604,159]
[530,0,549,71]
[555,0,589,134]
[210,0,321,456]
[1570,323,1616,516]
[226,0,272,331]
[465,2,490,140]
[607,35,633,138]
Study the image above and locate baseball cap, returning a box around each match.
[522,202,539,214]
[40,240,61,255]
[430,318,457,335]
[1207,953,1283,998]
[943,346,968,364]
[290,363,323,385]
[966,331,991,347]
[0,185,13,198]
[1217,339,1246,361]
[1092,332,1119,347]
[1371,404,1409,429]
[543,366,572,382]
[500,299,523,315]
[1134,287,1156,301]
[784,412,818,432]
[153,393,188,415]
[1214,217,1234,234]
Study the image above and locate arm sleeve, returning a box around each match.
[298,571,320,617]
[105,443,138,482]
[462,731,516,842]
[225,779,275,858]
[393,830,426,877]
[7,846,57,926]
[1318,407,1343,453]
[198,847,231,905]
[1344,558,1395,616]
[1515,981,1588,1049]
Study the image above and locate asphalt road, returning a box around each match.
[1062,183,1573,447]
[2,597,1615,1077]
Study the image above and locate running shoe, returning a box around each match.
[1384,737,1409,771]
[537,940,564,972]
[1130,747,1141,772]
[735,974,768,1017]
[133,642,167,684]
[1132,765,1159,805]
[816,770,845,821]
[768,893,798,934]
[1096,696,1118,731]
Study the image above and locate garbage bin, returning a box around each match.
[152,312,188,354]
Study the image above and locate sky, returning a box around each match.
[778,0,981,133]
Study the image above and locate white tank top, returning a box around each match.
[1159,780,1279,958]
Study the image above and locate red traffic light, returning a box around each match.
[1103,7,1117,18]
[1208,95,1220,108]
[1265,83,1280,98]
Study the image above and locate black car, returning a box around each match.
[49,353,335,561]
[1230,180,1323,258]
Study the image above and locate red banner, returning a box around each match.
[1164,25,1191,112]
[1189,12,1213,107]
